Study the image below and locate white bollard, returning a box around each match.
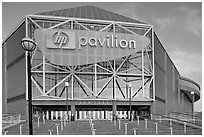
[114,117,116,125]
[133,128,137,135]
[55,124,59,135]
[48,129,53,135]
[92,129,96,135]
[64,118,66,126]
[169,127,173,135]
[43,114,45,124]
[183,122,186,133]
[91,123,94,129]
[137,116,139,125]
[159,116,161,123]
[118,119,121,129]
[18,114,21,122]
[4,131,8,135]
[9,116,12,125]
[170,118,172,127]
[38,117,40,127]
[19,124,23,135]
[155,122,158,134]
[145,119,148,129]
[151,114,153,120]
[131,114,134,122]
[124,123,128,135]
[61,119,63,130]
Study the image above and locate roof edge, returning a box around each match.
[28,14,153,28]
[2,18,25,45]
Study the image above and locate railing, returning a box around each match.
[169,112,202,126]
[2,113,23,129]
[151,113,202,129]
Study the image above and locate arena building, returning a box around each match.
[2,5,200,120]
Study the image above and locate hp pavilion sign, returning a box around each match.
[35,29,150,66]
[46,30,75,49]
[52,31,69,48]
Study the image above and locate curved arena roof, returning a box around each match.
[35,5,145,24]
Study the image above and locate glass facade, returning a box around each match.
[29,15,154,102]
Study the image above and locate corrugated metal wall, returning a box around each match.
[154,34,166,115]
[3,21,26,115]
[2,42,7,113]
[166,55,174,113]
[154,33,192,115]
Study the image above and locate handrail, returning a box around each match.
[151,113,201,128]
[2,113,23,130]
[170,111,201,118]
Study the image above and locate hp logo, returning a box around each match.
[52,31,69,48]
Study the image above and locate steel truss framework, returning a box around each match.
[25,14,155,102]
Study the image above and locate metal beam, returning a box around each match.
[27,16,42,29]
[116,55,131,72]
[99,23,113,32]
[31,76,44,95]
[45,63,69,72]
[115,78,126,98]
[59,87,66,97]
[48,19,71,29]
[97,75,113,97]
[74,74,95,95]
[28,14,153,28]
[45,74,71,95]
[132,78,151,98]
[96,64,113,73]
[143,27,152,36]
[74,20,91,31]
[75,77,91,97]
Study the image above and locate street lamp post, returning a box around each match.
[129,84,132,121]
[65,82,69,118]
[21,37,37,135]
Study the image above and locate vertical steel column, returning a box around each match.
[66,85,69,116]
[113,59,116,100]
[71,73,74,100]
[152,28,155,101]
[95,63,97,96]
[43,55,45,95]
[129,85,132,121]
[142,49,144,97]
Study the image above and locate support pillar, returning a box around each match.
[71,101,76,121]
[112,101,117,120]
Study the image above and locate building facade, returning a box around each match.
[2,6,200,120]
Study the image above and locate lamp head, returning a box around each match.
[191,91,194,95]
[21,37,37,52]
[65,82,69,87]
[129,83,132,88]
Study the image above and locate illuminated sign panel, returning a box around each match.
[47,31,75,49]
[35,29,150,66]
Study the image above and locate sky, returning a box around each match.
[2,2,202,111]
